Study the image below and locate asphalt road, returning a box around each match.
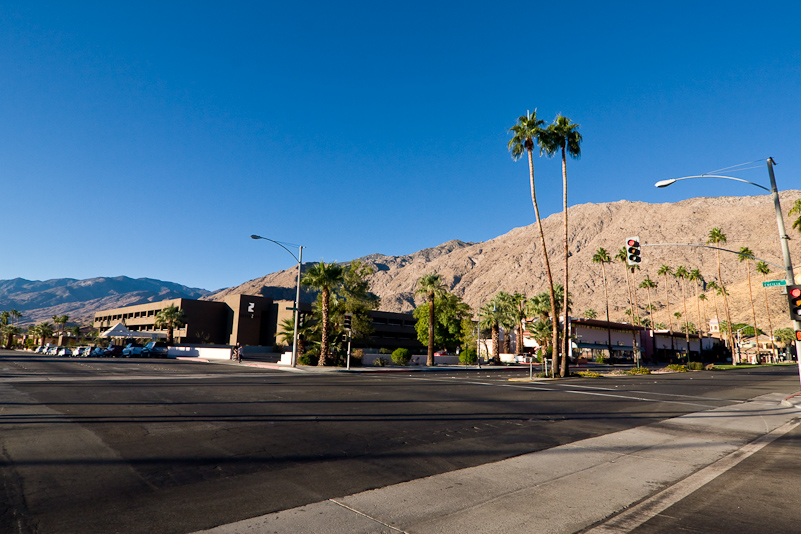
[1,350,799,534]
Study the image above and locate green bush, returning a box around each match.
[579,371,603,377]
[688,361,703,371]
[594,354,606,364]
[626,367,651,375]
[349,349,363,367]
[459,348,478,364]
[391,348,411,366]
[297,353,315,366]
[379,348,392,354]
[662,364,688,372]
[373,357,389,367]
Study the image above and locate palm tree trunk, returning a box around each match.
[746,260,759,363]
[427,293,435,366]
[716,250,735,363]
[601,263,612,358]
[761,273,777,363]
[320,288,330,366]
[560,146,570,377]
[681,279,690,361]
[663,274,674,354]
[492,322,500,364]
[527,148,559,375]
[694,283,703,357]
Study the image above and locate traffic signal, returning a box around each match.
[626,236,642,266]
[787,285,801,322]
[343,313,352,331]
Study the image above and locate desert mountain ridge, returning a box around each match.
[205,192,801,333]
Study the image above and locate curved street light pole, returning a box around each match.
[656,158,801,383]
[250,235,304,367]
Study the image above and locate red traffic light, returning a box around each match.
[791,287,801,298]
[627,239,636,246]
[796,331,801,342]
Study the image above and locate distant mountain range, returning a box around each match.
[0,277,211,326]
[6,192,801,333]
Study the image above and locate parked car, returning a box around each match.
[103,345,123,358]
[90,347,107,357]
[56,347,72,357]
[34,346,44,353]
[46,346,59,356]
[122,343,144,357]
[73,347,86,357]
[142,341,169,358]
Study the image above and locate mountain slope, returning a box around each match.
[206,192,801,331]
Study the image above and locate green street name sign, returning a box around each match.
[763,280,787,287]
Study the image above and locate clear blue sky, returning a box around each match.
[2,1,800,291]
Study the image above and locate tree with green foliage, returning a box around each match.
[302,261,345,366]
[277,316,317,356]
[592,247,613,357]
[334,260,381,340]
[391,348,411,366]
[479,297,505,364]
[639,276,658,330]
[415,273,448,366]
[583,309,597,319]
[708,228,735,358]
[154,305,186,345]
[539,114,582,377]
[3,325,20,349]
[756,261,778,362]
[674,266,691,359]
[738,246,760,361]
[788,199,801,232]
[508,110,558,370]
[413,289,471,358]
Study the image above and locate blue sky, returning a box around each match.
[2,1,800,291]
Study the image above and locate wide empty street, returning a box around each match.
[1,350,799,533]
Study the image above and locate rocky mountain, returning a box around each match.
[206,192,801,333]
[0,277,211,325]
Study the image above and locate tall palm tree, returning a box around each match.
[303,261,345,366]
[674,266,691,360]
[738,247,760,363]
[508,110,559,371]
[10,309,21,326]
[37,322,54,346]
[756,261,778,362]
[480,298,506,364]
[505,292,528,354]
[639,276,658,331]
[154,305,186,345]
[616,247,636,323]
[584,309,597,319]
[688,269,704,337]
[708,228,735,360]
[656,265,674,333]
[414,273,447,366]
[592,247,613,358]
[539,115,582,377]
[707,280,723,346]
[698,293,709,339]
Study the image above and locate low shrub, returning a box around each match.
[594,354,607,364]
[459,348,478,365]
[662,364,688,372]
[297,353,315,366]
[373,357,389,367]
[578,371,603,378]
[704,363,716,371]
[626,367,651,375]
[688,361,704,371]
[391,348,411,366]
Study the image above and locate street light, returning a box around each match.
[250,235,304,367]
[655,158,801,380]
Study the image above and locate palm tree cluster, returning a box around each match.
[508,110,582,377]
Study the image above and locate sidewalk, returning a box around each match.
[193,394,801,534]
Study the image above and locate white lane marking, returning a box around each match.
[584,417,801,533]
[408,376,722,408]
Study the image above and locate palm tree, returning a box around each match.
[708,228,735,360]
[756,261,778,362]
[2,325,20,349]
[277,316,316,357]
[508,110,559,371]
[688,269,705,337]
[480,298,506,364]
[656,265,674,332]
[10,309,21,326]
[583,309,597,319]
[698,293,709,338]
[503,292,528,354]
[706,280,723,345]
[616,247,636,324]
[415,273,447,366]
[738,247,760,363]
[788,199,801,232]
[154,305,186,345]
[674,266,691,360]
[37,322,54,346]
[539,115,582,377]
[639,276,658,331]
[592,247,613,358]
[303,261,345,366]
